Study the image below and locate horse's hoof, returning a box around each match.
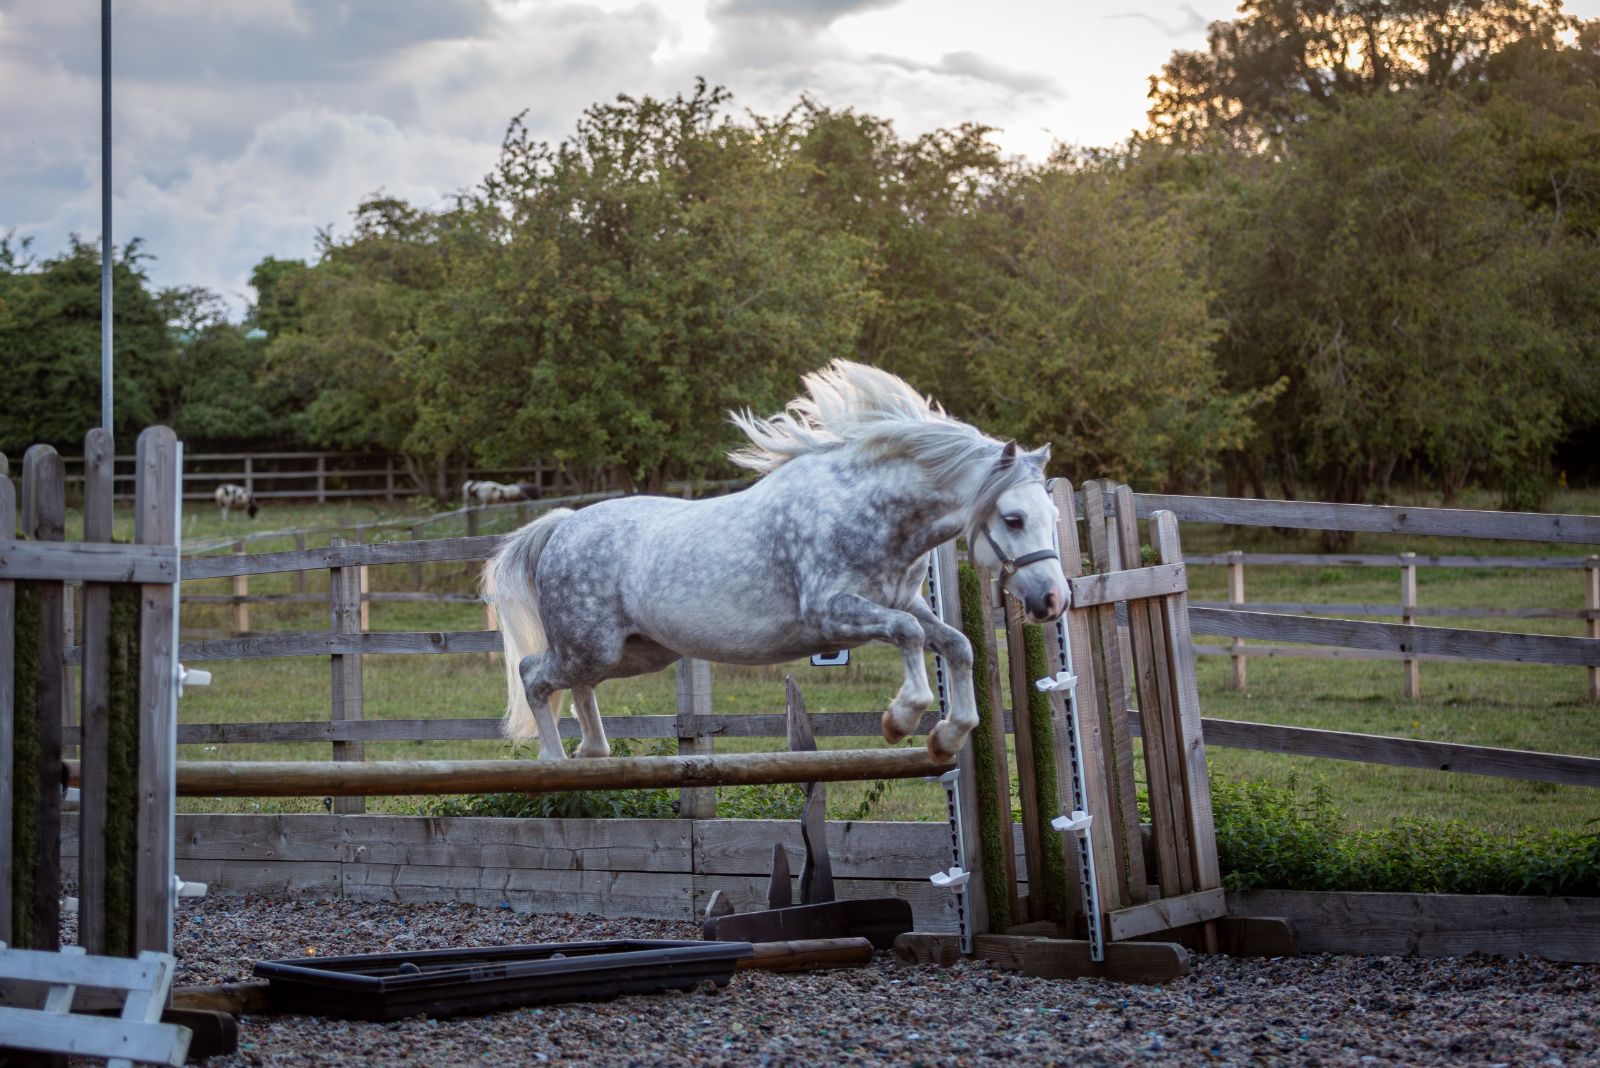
[881,710,908,746]
[576,742,612,759]
[926,724,965,763]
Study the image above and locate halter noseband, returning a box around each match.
[981,522,1060,578]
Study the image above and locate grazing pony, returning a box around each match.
[215,483,258,520]
[483,360,1069,761]
[462,480,528,505]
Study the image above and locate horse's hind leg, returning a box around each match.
[518,654,572,760]
[570,686,610,758]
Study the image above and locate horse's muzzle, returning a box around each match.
[1024,586,1068,623]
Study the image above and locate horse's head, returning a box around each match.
[970,442,1070,623]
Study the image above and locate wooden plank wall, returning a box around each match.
[62,815,1034,932]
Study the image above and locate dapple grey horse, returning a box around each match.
[483,361,1070,761]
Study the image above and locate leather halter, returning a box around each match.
[981,522,1060,578]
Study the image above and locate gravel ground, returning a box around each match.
[150,897,1599,1067]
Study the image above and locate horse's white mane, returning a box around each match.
[730,360,988,477]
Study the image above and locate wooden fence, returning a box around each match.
[1,429,182,958]
[28,449,754,507]
[157,486,1600,800]
[1180,550,1600,698]
[177,492,1600,700]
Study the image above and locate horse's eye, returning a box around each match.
[1003,514,1025,531]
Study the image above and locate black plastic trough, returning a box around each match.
[253,939,755,1021]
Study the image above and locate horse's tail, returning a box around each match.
[482,508,575,741]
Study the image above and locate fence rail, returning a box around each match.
[25,450,581,505]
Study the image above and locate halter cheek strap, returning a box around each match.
[982,524,1060,578]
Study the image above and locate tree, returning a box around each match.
[969,164,1271,489]
[258,197,449,469]
[1147,0,1574,147]
[0,236,164,452]
[405,82,874,491]
[1201,92,1583,522]
[151,286,281,447]
[792,106,1019,411]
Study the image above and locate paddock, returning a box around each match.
[6,427,1600,1066]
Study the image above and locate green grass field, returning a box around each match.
[150,487,1600,833]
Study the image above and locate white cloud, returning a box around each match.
[25,0,1598,315]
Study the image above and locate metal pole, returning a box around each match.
[100,0,113,432]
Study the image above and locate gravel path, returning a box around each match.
[162,897,1597,1067]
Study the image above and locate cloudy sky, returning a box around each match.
[5,0,1597,317]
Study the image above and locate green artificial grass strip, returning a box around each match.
[104,582,142,956]
[957,563,1012,932]
[1022,623,1069,925]
[11,584,42,947]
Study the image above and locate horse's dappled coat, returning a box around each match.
[483,360,1069,761]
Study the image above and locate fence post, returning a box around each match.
[315,454,327,505]
[355,526,371,633]
[1586,555,1598,702]
[21,445,66,954]
[232,539,250,635]
[294,531,308,594]
[1227,549,1246,692]
[78,428,116,954]
[674,658,715,819]
[466,507,480,538]
[410,524,425,590]
[1400,551,1420,699]
[133,426,178,957]
[329,536,365,815]
[0,453,12,947]
[243,454,254,495]
[385,456,395,502]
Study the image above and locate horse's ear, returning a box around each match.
[999,440,1018,468]
[1029,443,1052,467]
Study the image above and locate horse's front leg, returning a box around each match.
[905,598,977,762]
[814,593,934,748]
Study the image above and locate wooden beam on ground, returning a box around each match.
[735,937,875,973]
[1106,887,1229,942]
[1020,938,1191,984]
[65,748,956,797]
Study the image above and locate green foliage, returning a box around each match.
[969,164,1270,490]
[261,197,445,456]
[1200,90,1588,519]
[419,736,806,820]
[1213,774,1600,896]
[957,563,1012,930]
[1020,624,1069,925]
[0,237,162,452]
[716,782,805,820]
[405,82,872,490]
[421,738,680,820]
[1147,0,1575,148]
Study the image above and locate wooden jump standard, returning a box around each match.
[66,747,955,798]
